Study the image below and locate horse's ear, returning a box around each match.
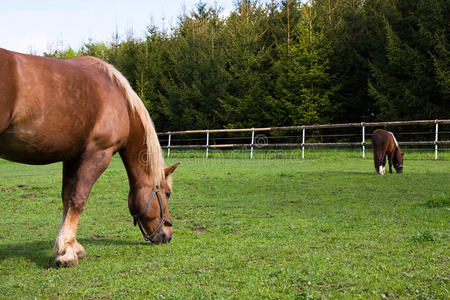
[165,162,180,176]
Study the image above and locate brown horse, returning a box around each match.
[0,48,179,267]
[372,129,403,175]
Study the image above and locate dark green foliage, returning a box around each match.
[314,0,383,122]
[44,0,449,130]
[368,0,450,120]
[220,1,277,128]
[158,3,229,130]
[274,2,338,125]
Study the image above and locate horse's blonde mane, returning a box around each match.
[389,131,399,148]
[80,56,165,183]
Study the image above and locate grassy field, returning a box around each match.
[0,151,449,299]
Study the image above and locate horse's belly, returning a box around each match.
[0,126,82,164]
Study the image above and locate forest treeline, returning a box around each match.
[45,0,449,132]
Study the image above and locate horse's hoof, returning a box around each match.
[74,242,86,259]
[55,257,78,267]
[55,250,79,267]
[76,250,86,259]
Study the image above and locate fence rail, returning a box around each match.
[157,119,450,160]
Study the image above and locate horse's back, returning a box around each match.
[372,129,389,145]
[372,129,396,154]
[0,48,129,164]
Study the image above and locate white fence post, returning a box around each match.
[302,127,305,159]
[362,123,365,159]
[167,132,171,159]
[435,120,438,160]
[206,130,210,159]
[250,128,255,159]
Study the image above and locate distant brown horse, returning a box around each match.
[372,129,403,175]
[0,48,179,266]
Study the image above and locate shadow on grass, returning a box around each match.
[0,238,150,269]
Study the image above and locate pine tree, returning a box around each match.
[368,0,450,120]
[220,0,276,128]
[274,1,337,125]
[157,2,229,130]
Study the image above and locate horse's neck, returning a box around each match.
[393,143,402,164]
[120,145,158,221]
[120,110,164,191]
[389,131,399,147]
[120,148,150,192]
[119,120,152,190]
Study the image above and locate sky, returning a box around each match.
[0,0,236,55]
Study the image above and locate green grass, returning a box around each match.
[0,151,449,299]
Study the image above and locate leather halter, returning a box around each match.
[131,185,167,241]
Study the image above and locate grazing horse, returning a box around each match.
[372,129,403,175]
[0,48,179,267]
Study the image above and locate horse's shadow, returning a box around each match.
[0,238,146,269]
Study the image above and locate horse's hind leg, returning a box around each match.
[55,148,113,267]
[374,152,386,175]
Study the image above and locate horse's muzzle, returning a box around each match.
[150,229,173,244]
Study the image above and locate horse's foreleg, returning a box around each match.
[55,160,86,266]
[388,152,393,173]
[55,148,113,267]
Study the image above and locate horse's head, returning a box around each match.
[394,149,404,173]
[130,162,180,244]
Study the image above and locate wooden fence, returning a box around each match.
[157,119,450,160]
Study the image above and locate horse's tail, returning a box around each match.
[81,56,165,182]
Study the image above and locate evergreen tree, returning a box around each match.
[220,0,276,128]
[157,2,229,130]
[368,0,450,120]
[313,0,384,122]
[274,1,337,125]
[134,26,171,130]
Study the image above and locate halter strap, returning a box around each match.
[131,185,167,241]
